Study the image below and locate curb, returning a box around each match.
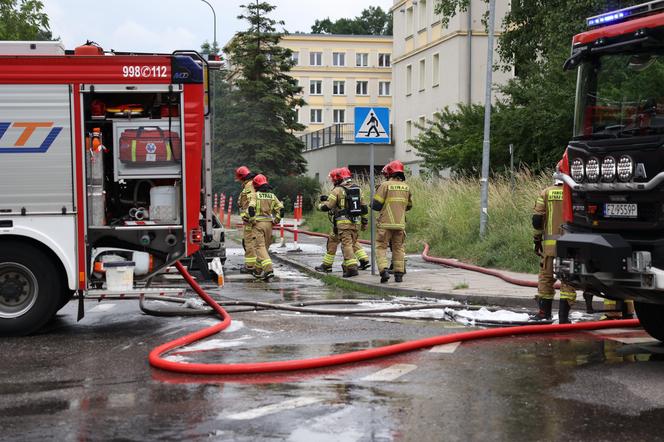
[272,253,543,310]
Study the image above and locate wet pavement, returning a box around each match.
[1,242,664,441]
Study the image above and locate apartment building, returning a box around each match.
[391,0,512,175]
[279,33,393,135]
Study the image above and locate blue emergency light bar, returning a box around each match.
[586,1,664,28]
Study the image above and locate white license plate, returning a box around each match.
[604,203,638,218]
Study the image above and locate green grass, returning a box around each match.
[303,171,549,274]
[453,282,469,290]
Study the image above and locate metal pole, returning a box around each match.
[370,143,376,275]
[479,0,496,238]
[509,143,515,193]
[200,0,217,50]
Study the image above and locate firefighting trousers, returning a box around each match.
[376,228,405,273]
[538,255,576,302]
[243,223,257,269]
[321,230,369,267]
[336,226,359,269]
[253,221,274,273]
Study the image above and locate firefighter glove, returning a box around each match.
[534,239,543,257]
[248,206,256,218]
[320,195,328,202]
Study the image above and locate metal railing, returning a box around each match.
[299,123,355,151]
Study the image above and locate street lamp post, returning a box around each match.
[200,0,217,50]
[479,0,496,238]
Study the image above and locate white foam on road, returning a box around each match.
[174,335,252,353]
[430,342,461,353]
[224,397,324,420]
[163,354,190,363]
[270,243,324,255]
[453,307,530,324]
[361,363,418,381]
[89,303,116,313]
[223,320,245,333]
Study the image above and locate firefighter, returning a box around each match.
[372,160,412,283]
[532,165,577,323]
[235,166,257,274]
[248,174,284,282]
[315,168,370,273]
[318,167,368,277]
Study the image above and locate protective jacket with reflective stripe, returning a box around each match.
[373,178,412,230]
[251,190,284,223]
[318,182,367,227]
[533,184,564,257]
[239,180,256,219]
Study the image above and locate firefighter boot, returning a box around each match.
[315,264,333,273]
[583,291,594,314]
[380,269,390,283]
[358,259,370,270]
[559,299,572,324]
[394,272,404,283]
[530,298,553,321]
[262,270,274,282]
[240,266,255,274]
[343,266,359,278]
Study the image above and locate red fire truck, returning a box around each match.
[0,42,221,335]
[556,1,664,340]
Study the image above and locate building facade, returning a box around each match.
[391,0,512,175]
[279,34,393,135]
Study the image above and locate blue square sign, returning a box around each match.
[354,107,390,144]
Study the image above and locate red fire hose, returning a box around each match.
[148,262,639,376]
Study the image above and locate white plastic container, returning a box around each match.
[105,261,135,291]
[150,185,180,223]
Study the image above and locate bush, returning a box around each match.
[270,175,321,214]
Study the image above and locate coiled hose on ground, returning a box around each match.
[147,262,640,376]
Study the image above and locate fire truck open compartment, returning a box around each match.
[80,87,188,284]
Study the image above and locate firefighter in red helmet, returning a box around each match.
[531,160,576,323]
[235,166,257,273]
[248,174,283,282]
[372,160,412,283]
[315,168,370,273]
[317,167,368,277]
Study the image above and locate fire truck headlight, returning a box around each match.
[586,157,600,182]
[617,155,634,181]
[601,156,616,182]
[571,158,585,182]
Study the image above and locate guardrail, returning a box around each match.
[299,123,356,151]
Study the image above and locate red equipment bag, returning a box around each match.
[118,126,181,164]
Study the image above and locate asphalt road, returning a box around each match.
[1,248,664,441]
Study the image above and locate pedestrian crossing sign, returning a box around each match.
[354,107,390,144]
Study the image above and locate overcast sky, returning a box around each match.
[43,0,394,53]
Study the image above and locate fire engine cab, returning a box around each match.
[556,1,664,340]
[0,42,221,336]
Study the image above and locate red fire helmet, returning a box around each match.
[235,166,251,181]
[252,173,268,188]
[338,167,352,180]
[381,160,404,177]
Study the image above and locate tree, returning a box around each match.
[311,6,392,35]
[410,0,642,174]
[0,0,51,40]
[212,1,306,198]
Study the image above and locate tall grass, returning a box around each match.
[302,171,549,273]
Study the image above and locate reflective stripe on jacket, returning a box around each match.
[373,179,412,230]
[533,185,563,257]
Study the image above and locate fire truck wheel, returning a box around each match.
[634,302,664,342]
[0,242,62,336]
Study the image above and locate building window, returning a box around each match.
[406,65,413,95]
[419,0,428,30]
[356,53,368,67]
[432,53,440,87]
[418,116,426,133]
[355,80,368,96]
[333,80,345,95]
[309,80,322,95]
[419,59,426,91]
[310,51,322,66]
[291,51,299,65]
[406,7,414,35]
[294,108,299,123]
[332,52,345,66]
[310,108,323,124]
[379,81,391,96]
[406,120,413,140]
[378,53,391,67]
[333,109,346,123]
